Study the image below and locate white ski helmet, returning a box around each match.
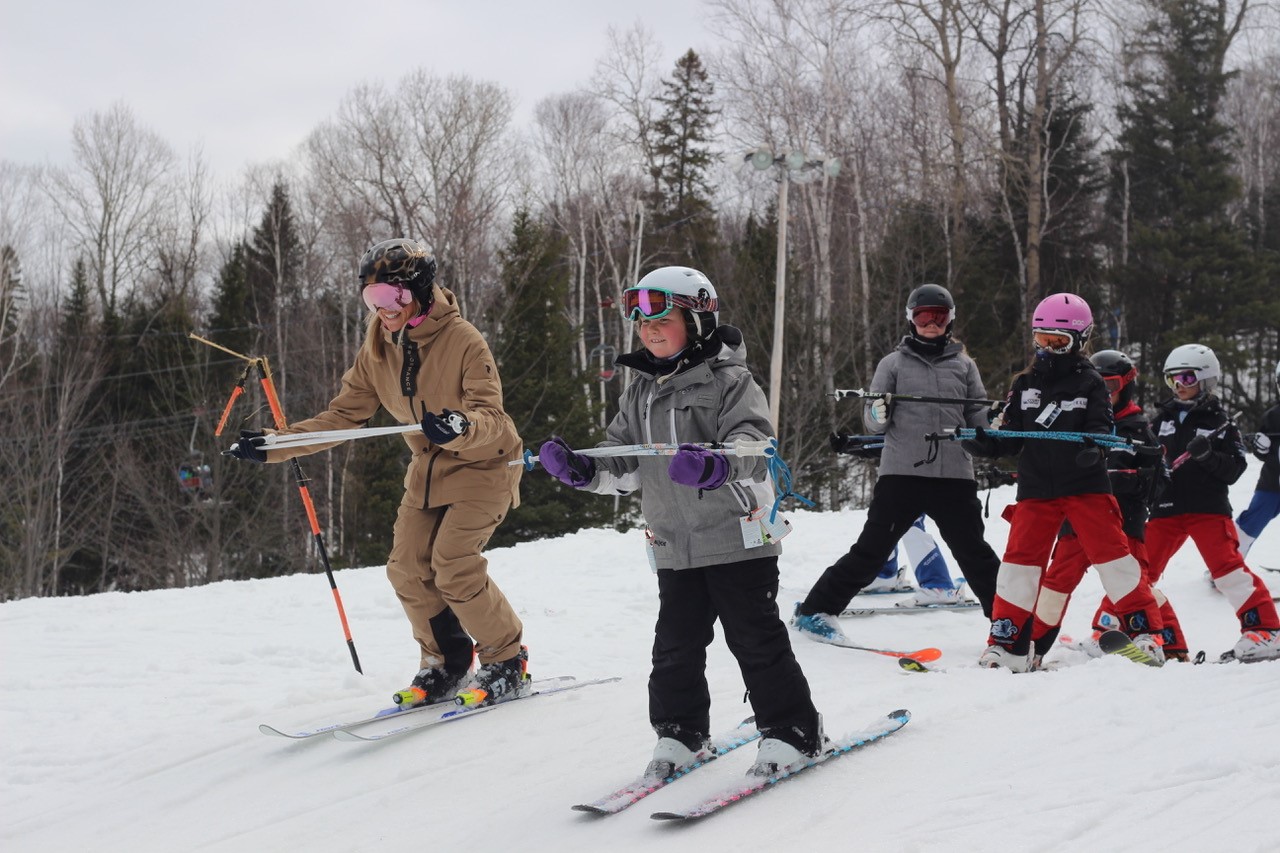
[1163,343,1220,394]
[624,266,720,340]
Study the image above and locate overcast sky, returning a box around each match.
[0,0,713,179]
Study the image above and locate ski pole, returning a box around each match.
[831,388,1002,406]
[254,357,363,675]
[1170,422,1231,472]
[193,334,364,676]
[930,427,1151,449]
[252,422,424,450]
[512,438,777,471]
[521,437,813,521]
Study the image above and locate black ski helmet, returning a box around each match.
[1091,349,1138,407]
[358,238,437,309]
[904,283,956,341]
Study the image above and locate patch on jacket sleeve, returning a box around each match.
[1159,420,1176,436]
[1020,389,1041,409]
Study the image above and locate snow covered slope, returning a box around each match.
[4,462,1279,852]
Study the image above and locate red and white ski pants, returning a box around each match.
[1145,514,1279,633]
[1036,534,1188,653]
[989,494,1163,651]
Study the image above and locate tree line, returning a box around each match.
[1,0,1277,600]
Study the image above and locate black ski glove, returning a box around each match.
[1075,438,1103,468]
[421,407,470,445]
[1187,434,1212,461]
[961,426,1000,458]
[226,429,267,463]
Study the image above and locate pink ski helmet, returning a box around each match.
[1031,292,1093,354]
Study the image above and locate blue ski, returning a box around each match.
[650,709,911,821]
[572,717,760,815]
[331,676,621,741]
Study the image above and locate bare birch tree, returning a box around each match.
[41,103,176,319]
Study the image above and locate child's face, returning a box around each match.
[639,311,689,360]
[1173,381,1201,402]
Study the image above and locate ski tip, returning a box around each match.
[906,647,944,662]
[571,804,609,815]
[888,708,911,722]
[651,811,692,822]
[898,657,932,673]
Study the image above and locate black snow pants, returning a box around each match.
[799,475,1000,617]
[649,555,819,749]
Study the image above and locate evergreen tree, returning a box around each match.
[209,241,253,364]
[245,182,303,355]
[1108,0,1266,392]
[489,210,615,545]
[648,49,720,269]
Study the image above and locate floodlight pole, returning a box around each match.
[770,173,790,432]
[745,148,840,434]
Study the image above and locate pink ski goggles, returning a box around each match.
[361,282,414,312]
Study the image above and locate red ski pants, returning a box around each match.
[1145,514,1279,632]
[1036,534,1188,653]
[990,494,1163,651]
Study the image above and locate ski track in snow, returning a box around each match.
[3,464,1280,852]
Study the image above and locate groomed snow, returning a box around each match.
[4,460,1278,852]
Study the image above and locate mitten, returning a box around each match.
[667,443,730,490]
[539,436,595,488]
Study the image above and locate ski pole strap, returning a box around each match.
[764,445,814,522]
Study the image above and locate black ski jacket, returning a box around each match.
[1150,394,1246,519]
[1252,404,1280,493]
[991,353,1113,500]
[1106,402,1168,540]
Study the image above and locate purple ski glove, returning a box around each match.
[667,443,730,490]
[539,436,595,488]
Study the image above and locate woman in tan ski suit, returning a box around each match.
[228,238,527,707]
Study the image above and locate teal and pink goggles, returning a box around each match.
[621,287,716,321]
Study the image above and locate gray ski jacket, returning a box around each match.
[585,325,783,570]
[863,338,992,480]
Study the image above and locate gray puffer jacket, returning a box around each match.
[863,338,992,480]
[586,326,782,570]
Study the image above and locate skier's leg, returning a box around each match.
[797,476,921,615]
[1235,489,1280,558]
[428,498,524,665]
[1067,493,1162,638]
[711,555,821,752]
[386,503,476,673]
[901,515,954,590]
[649,567,716,745]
